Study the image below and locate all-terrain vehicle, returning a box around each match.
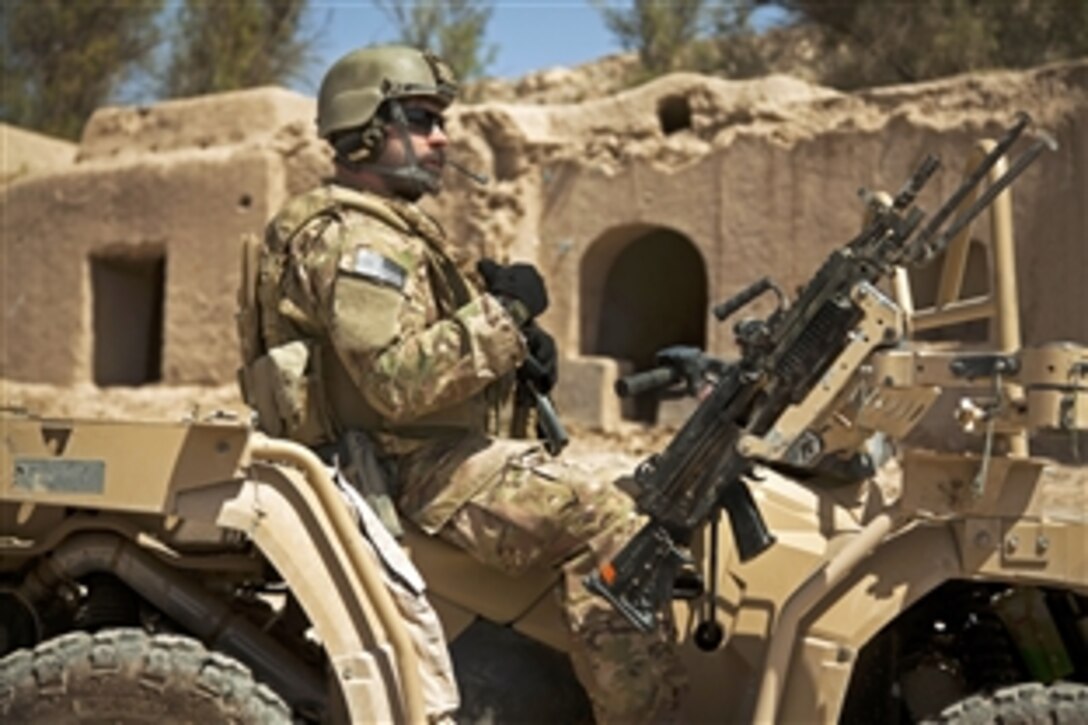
[2,119,1086,723]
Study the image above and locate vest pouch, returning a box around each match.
[236,232,263,367]
[336,430,403,538]
[243,339,335,447]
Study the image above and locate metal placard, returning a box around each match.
[13,458,106,494]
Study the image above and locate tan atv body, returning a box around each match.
[0,422,432,721]
[2,412,1085,722]
[3,134,1087,724]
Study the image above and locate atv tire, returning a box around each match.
[929,681,1088,724]
[0,628,291,723]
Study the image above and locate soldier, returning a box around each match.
[241,45,684,722]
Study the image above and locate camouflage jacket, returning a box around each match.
[254,182,526,453]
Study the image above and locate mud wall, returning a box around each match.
[1,87,328,387]
[2,63,1085,431]
[434,61,1088,427]
[0,124,76,184]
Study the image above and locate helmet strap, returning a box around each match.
[346,99,440,200]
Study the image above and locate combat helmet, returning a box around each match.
[317,44,456,135]
[317,45,458,196]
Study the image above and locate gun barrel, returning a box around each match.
[926,133,1055,258]
[892,153,942,211]
[913,112,1034,254]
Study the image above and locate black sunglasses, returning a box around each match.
[401,107,446,135]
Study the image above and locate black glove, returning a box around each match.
[477,258,549,325]
[518,321,558,395]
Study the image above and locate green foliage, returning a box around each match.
[162,0,318,99]
[376,0,497,81]
[593,0,707,75]
[1,0,163,140]
[769,0,1088,89]
[699,1,772,78]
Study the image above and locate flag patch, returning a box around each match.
[351,248,407,290]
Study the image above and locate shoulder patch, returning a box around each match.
[346,248,408,291]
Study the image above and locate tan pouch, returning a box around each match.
[243,339,335,446]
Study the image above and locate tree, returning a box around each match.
[1,0,163,140]
[593,0,707,75]
[376,0,497,81]
[768,0,1088,89]
[162,0,319,98]
[701,0,771,79]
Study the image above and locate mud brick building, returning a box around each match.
[2,62,1085,432]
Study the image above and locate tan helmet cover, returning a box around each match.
[316,45,458,139]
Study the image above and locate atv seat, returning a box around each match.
[401,521,565,645]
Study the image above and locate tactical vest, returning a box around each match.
[236,184,494,448]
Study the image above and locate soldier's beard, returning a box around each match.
[386,157,443,201]
[367,122,445,201]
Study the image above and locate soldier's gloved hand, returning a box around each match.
[477,258,549,326]
[518,321,558,395]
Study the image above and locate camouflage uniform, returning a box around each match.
[246,182,464,722]
[256,181,685,722]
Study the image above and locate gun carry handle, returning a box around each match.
[713,276,776,322]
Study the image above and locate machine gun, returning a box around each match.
[585,112,1056,632]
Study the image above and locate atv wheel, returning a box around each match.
[0,628,291,723]
[928,681,1088,724]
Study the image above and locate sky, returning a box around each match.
[299,1,626,91]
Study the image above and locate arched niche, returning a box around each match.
[579,224,708,422]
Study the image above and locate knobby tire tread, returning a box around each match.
[0,628,291,723]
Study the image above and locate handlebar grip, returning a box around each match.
[615,367,680,398]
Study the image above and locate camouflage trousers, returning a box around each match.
[397,434,686,724]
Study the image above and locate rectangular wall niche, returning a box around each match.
[91,246,166,386]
